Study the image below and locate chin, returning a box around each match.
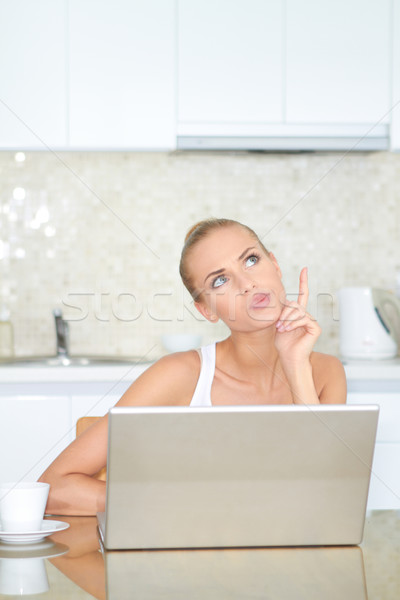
[227,319,277,335]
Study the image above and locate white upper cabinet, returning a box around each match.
[286,0,391,125]
[178,0,393,150]
[0,0,67,149]
[178,0,284,127]
[68,0,176,149]
[0,0,397,150]
[391,0,400,150]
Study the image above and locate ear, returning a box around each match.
[194,301,219,323]
[268,252,282,279]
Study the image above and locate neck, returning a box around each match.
[219,327,284,387]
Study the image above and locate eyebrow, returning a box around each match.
[203,247,257,285]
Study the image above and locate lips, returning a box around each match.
[250,293,271,309]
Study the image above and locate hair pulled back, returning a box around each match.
[179,218,270,299]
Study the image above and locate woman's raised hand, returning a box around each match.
[274,267,321,369]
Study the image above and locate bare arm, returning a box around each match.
[39,352,200,516]
[39,416,108,516]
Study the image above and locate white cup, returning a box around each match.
[0,482,50,532]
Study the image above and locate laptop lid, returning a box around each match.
[98,404,379,550]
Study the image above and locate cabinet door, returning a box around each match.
[347,392,400,509]
[368,444,400,510]
[0,0,67,149]
[347,393,400,443]
[286,0,391,124]
[178,0,284,127]
[391,0,400,150]
[0,395,72,482]
[69,0,175,149]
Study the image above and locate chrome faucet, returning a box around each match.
[53,309,69,357]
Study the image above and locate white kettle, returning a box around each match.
[338,287,400,360]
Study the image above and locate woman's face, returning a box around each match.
[189,225,286,332]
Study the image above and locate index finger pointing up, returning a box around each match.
[297,267,309,308]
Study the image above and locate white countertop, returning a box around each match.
[1,356,400,383]
[342,357,400,380]
[0,362,153,383]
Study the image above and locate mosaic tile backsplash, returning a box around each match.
[0,150,399,360]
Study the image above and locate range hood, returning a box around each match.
[177,123,389,152]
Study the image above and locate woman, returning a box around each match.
[39,218,346,515]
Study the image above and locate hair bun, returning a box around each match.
[184,221,203,243]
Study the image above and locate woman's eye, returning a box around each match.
[212,275,228,288]
[246,255,258,267]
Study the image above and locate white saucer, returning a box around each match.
[0,520,70,544]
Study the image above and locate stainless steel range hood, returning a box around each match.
[177,123,389,152]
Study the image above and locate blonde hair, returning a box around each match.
[179,218,270,299]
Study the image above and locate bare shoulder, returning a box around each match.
[310,352,347,404]
[310,351,345,374]
[117,350,201,407]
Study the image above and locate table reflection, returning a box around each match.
[0,538,68,596]
[104,545,367,600]
[1,512,399,599]
[49,516,367,600]
[48,516,105,600]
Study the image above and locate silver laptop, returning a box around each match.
[97,404,379,550]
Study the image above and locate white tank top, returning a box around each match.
[190,343,216,407]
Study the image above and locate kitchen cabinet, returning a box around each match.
[0,0,175,150]
[0,394,72,482]
[68,0,175,149]
[177,0,391,150]
[347,389,400,510]
[391,0,400,150]
[0,0,67,149]
[178,0,284,125]
[285,0,391,126]
[0,366,147,482]
[368,444,400,510]
[0,0,396,151]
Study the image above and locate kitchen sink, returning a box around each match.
[0,356,143,368]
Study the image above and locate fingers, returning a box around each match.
[276,301,304,331]
[276,312,321,336]
[276,300,314,333]
[297,267,309,309]
[276,267,309,331]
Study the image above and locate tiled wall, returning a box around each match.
[0,150,399,360]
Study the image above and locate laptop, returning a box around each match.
[97,404,379,550]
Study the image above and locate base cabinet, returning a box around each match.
[368,444,400,510]
[0,395,72,482]
[0,376,137,482]
[347,391,400,510]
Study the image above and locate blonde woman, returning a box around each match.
[40,218,346,515]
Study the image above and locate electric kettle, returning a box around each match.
[338,287,400,360]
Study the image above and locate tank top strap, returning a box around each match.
[190,343,216,407]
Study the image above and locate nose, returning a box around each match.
[239,275,256,295]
